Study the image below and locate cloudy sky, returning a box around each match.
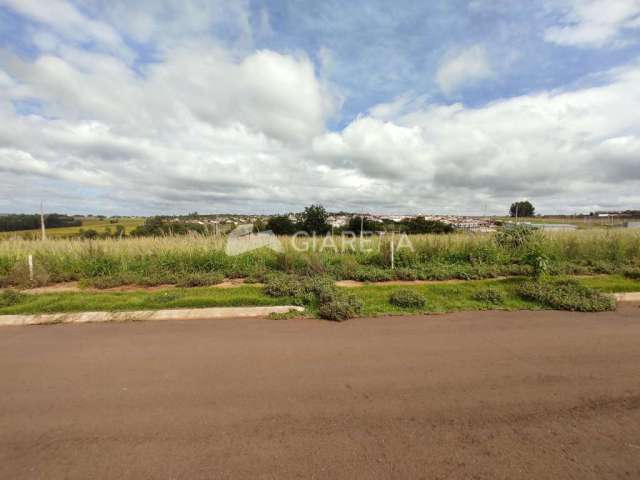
[1,0,639,215]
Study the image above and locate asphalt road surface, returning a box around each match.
[2,305,640,479]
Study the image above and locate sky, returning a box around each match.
[0,0,639,216]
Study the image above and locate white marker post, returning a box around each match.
[390,230,395,270]
[28,255,34,282]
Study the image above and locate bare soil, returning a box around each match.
[1,304,640,479]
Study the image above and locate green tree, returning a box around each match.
[403,217,453,234]
[510,201,535,218]
[266,215,297,235]
[347,216,383,233]
[302,204,330,234]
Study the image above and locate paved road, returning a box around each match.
[1,305,639,479]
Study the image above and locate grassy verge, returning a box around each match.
[2,274,637,317]
[0,286,293,315]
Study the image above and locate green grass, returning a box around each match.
[3,274,636,317]
[0,286,293,315]
[345,278,539,316]
[0,217,144,239]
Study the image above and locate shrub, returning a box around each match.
[495,225,536,249]
[318,294,363,321]
[472,288,504,304]
[623,268,640,280]
[353,266,394,282]
[176,272,224,287]
[517,279,615,312]
[0,289,25,308]
[263,274,309,298]
[6,261,50,288]
[389,289,426,308]
[394,267,418,281]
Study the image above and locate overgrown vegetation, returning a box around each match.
[389,289,426,308]
[1,230,639,289]
[0,289,24,308]
[1,275,636,317]
[471,288,504,304]
[517,279,616,312]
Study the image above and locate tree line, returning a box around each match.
[265,204,454,235]
[0,214,81,232]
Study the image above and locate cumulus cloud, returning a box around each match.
[435,45,493,95]
[544,0,640,47]
[1,1,640,215]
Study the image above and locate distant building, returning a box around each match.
[626,221,640,229]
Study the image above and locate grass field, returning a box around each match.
[0,217,145,239]
[1,275,637,316]
[1,229,639,288]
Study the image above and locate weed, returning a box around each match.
[389,289,426,308]
[517,279,615,312]
[471,288,504,304]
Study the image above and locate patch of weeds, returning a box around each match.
[318,293,363,322]
[176,272,224,287]
[352,266,394,282]
[517,279,615,312]
[268,308,304,320]
[389,289,426,308]
[623,268,640,280]
[5,261,50,288]
[394,268,418,281]
[0,289,25,308]
[471,288,504,305]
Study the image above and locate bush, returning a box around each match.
[353,266,394,282]
[318,293,363,321]
[176,272,224,287]
[623,268,640,280]
[472,288,504,304]
[0,289,25,308]
[394,267,418,281]
[263,274,309,298]
[389,289,426,308]
[518,279,615,312]
[495,225,536,249]
[5,261,50,288]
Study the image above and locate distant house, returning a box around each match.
[626,221,640,229]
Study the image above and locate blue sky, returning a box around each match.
[1,0,640,215]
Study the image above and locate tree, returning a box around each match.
[266,215,297,235]
[510,201,535,218]
[403,217,454,234]
[347,216,383,233]
[302,204,330,234]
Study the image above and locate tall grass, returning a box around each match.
[1,230,639,285]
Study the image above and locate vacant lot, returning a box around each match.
[1,306,639,479]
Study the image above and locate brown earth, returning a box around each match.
[1,305,640,479]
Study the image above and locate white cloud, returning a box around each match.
[0,0,132,58]
[544,0,640,47]
[435,45,493,95]
[1,2,640,215]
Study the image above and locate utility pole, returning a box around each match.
[40,201,46,241]
[360,215,364,239]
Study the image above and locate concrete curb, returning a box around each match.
[613,292,640,302]
[0,305,305,327]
